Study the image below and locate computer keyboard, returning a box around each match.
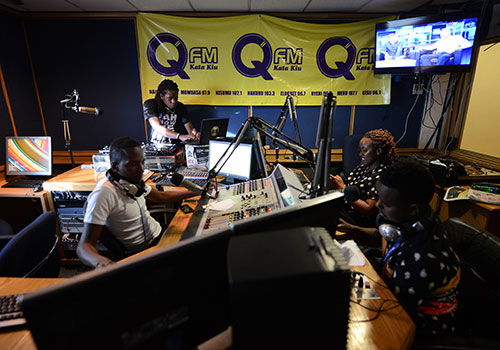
[1,179,44,188]
[155,176,207,188]
[0,294,26,329]
[176,166,209,179]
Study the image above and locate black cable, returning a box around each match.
[349,298,401,323]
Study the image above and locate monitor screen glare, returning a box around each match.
[209,140,253,181]
[375,15,478,74]
[6,136,52,176]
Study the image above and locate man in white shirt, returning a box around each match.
[419,27,472,66]
[77,137,196,269]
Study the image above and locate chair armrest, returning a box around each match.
[0,234,15,251]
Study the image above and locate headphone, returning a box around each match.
[106,170,146,199]
[105,169,152,248]
[377,206,436,242]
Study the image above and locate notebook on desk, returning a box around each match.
[184,118,229,145]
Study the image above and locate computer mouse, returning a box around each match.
[33,184,43,192]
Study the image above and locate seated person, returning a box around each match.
[418,27,472,66]
[143,79,199,143]
[77,136,197,269]
[337,161,461,335]
[380,33,403,60]
[330,129,396,227]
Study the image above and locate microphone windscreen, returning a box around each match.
[344,185,360,203]
[171,173,183,186]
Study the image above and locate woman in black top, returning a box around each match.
[331,129,396,226]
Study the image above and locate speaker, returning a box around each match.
[227,227,350,350]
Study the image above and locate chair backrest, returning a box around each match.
[0,219,14,235]
[98,226,136,262]
[0,211,60,278]
[342,134,363,175]
[443,217,500,337]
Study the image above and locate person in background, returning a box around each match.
[143,79,200,143]
[381,32,403,60]
[419,27,472,66]
[337,161,461,335]
[77,137,197,269]
[330,129,396,227]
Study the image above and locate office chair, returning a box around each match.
[97,226,144,261]
[0,219,15,250]
[0,211,60,278]
[412,217,500,350]
[342,134,363,175]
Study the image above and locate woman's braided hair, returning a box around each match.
[363,129,396,165]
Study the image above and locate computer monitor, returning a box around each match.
[22,231,233,350]
[5,136,52,176]
[208,139,253,183]
[374,12,480,75]
[199,118,229,145]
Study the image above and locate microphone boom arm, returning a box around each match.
[248,116,313,164]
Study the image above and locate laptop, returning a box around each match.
[186,118,229,145]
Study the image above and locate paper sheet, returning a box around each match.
[339,240,366,266]
[205,199,235,211]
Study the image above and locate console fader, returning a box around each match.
[191,164,307,236]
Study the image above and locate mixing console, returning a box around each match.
[184,164,321,238]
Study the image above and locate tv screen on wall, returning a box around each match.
[374,13,480,75]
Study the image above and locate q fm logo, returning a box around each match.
[147,33,190,79]
[316,37,356,80]
[232,33,273,80]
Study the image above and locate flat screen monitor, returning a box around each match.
[22,186,344,350]
[5,136,52,176]
[374,12,480,75]
[22,231,232,350]
[209,139,253,182]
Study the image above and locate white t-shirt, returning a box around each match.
[84,178,162,250]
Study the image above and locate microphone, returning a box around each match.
[71,106,103,116]
[288,95,297,121]
[171,173,214,199]
[343,185,360,203]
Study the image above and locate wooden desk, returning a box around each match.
[0,277,66,350]
[0,179,51,232]
[431,189,500,237]
[124,201,416,350]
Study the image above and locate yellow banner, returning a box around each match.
[136,13,393,106]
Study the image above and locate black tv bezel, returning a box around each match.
[374,12,481,76]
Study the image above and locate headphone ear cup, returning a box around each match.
[410,206,435,234]
[118,179,145,198]
[107,170,144,199]
[377,214,403,242]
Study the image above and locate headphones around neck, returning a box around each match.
[106,170,146,199]
[377,206,435,242]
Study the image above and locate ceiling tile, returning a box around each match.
[305,0,369,13]
[189,0,248,12]
[70,0,138,11]
[129,0,193,12]
[359,0,428,13]
[0,0,81,12]
[249,0,309,12]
